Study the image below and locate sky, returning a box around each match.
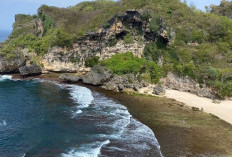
[0,0,224,30]
[184,0,221,10]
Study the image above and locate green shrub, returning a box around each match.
[143,42,164,62]
[213,81,232,98]
[70,57,80,63]
[5,53,16,60]
[52,29,73,48]
[101,52,145,75]
[2,44,15,54]
[108,38,118,47]
[100,52,163,82]
[124,32,134,44]
[148,62,163,83]
[142,11,151,21]
[149,16,162,32]
[40,14,55,35]
[85,56,100,67]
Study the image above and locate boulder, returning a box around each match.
[118,84,124,91]
[82,66,112,86]
[197,89,215,99]
[101,81,118,91]
[133,83,143,91]
[19,64,42,76]
[59,74,82,83]
[0,57,26,73]
[153,85,166,95]
[212,99,221,104]
[192,107,200,111]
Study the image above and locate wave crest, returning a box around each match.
[0,75,12,81]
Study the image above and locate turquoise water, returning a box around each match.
[0,30,11,42]
[0,75,162,157]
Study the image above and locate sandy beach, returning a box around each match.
[165,89,232,125]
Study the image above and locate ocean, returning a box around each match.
[0,75,162,157]
[0,30,11,42]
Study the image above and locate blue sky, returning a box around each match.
[183,0,221,10]
[0,0,224,30]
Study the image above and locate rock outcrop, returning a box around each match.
[41,47,79,72]
[161,72,215,99]
[59,74,82,83]
[82,66,112,86]
[0,57,26,73]
[19,64,42,76]
[59,65,149,92]
[153,85,166,96]
[59,66,112,86]
[101,74,148,91]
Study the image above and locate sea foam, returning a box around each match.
[67,85,94,108]
[0,75,12,81]
[36,81,162,156]
[0,120,7,126]
[62,140,110,157]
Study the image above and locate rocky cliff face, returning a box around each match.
[41,10,172,72]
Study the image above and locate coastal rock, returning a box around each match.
[212,99,221,104]
[0,57,26,73]
[82,66,112,86]
[133,84,141,91]
[61,66,148,92]
[153,85,166,95]
[19,64,42,76]
[118,84,124,91]
[197,88,215,99]
[101,73,147,92]
[102,81,118,91]
[59,74,82,83]
[161,72,215,99]
[192,107,200,111]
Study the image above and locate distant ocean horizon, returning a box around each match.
[0,30,11,42]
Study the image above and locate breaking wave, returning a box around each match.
[0,75,12,81]
[63,85,163,157]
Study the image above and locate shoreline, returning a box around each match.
[138,85,232,125]
[88,85,232,156]
[7,73,232,156]
[164,89,232,125]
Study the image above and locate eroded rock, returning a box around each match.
[161,72,215,99]
[59,74,82,83]
[19,64,42,76]
[0,57,26,73]
[153,85,166,96]
[82,66,112,86]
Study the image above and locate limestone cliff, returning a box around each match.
[41,10,172,72]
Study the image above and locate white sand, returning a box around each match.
[165,89,232,125]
